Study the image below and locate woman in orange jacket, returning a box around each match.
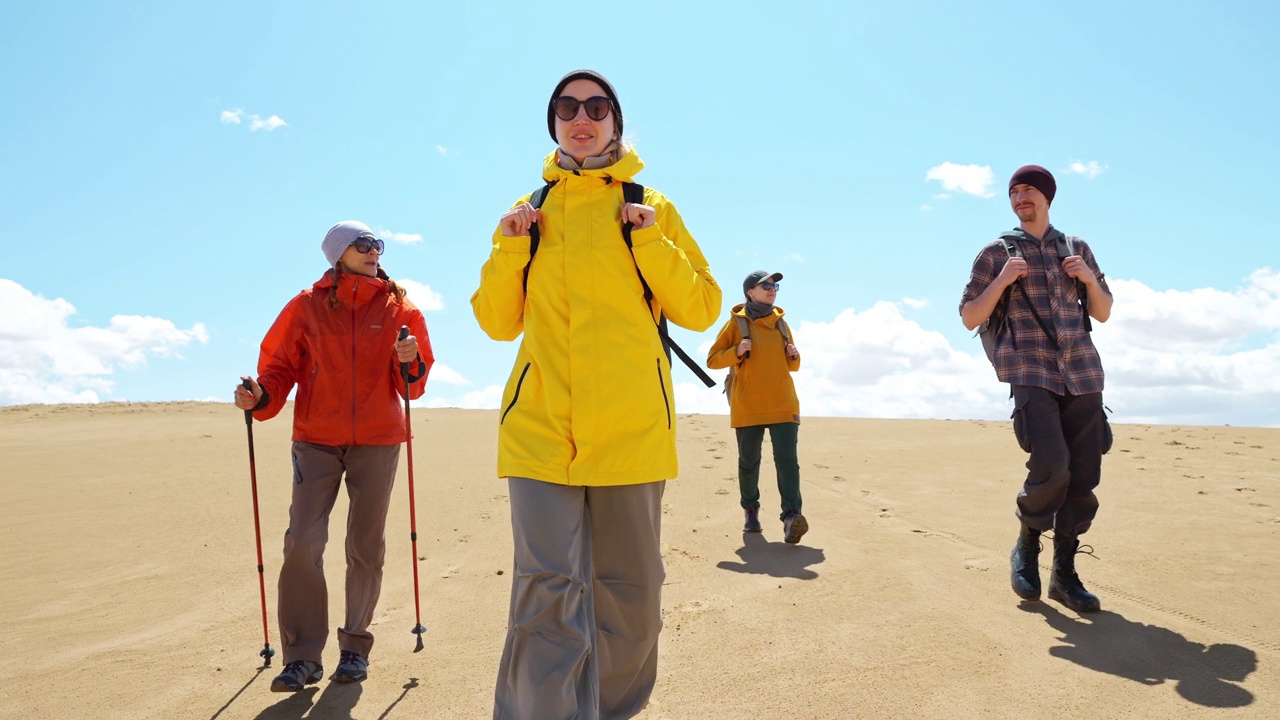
[707,270,807,543]
[233,220,433,693]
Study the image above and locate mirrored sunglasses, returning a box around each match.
[758,281,780,291]
[350,235,385,255]
[552,95,612,122]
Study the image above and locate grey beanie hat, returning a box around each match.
[322,221,376,267]
[547,68,622,142]
[743,270,783,296]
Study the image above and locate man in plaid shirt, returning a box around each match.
[960,165,1114,614]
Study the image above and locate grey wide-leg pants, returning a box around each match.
[494,477,666,720]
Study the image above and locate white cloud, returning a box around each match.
[436,145,449,155]
[678,270,1280,427]
[925,162,995,198]
[785,253,805,263]
[920,204,933,212]
[427,362,469,386]
[222,109,287,132]
[0,280,209,405]
[1066,160,1108,179]
[427,385,504,409]
[379,228,424,245]
[901,297,928,309]
[397,279,445,312]
[249,114,287,132]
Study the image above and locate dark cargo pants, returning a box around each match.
[1011,386,1107,537]
[736,421,802,520]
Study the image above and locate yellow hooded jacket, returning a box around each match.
[471,148,722,486]
[707,303,801,428]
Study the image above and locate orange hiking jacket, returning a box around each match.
[253,270,433,446]
[706,304,801,428]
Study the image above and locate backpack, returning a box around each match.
[723,314,792,404]
[977,233,1092,367]
[521,180,716,388]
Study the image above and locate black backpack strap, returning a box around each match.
[991,238,1020,351]
[1058,235,1093,332]
[521,180,557,293]
[620,181,715,388]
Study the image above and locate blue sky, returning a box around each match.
[2,1,1277,427]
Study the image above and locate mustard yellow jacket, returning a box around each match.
[471,148,722,486]
[707,303,801,428]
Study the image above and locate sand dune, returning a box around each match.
[2,402,1276,719]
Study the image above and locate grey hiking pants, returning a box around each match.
[494,477,666,720]
[277,441,399,664]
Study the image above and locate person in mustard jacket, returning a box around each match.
[233,220,433,693]
[706,271,807,543]
[471,69,721,719]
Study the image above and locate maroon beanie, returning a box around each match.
[1008,165,1056,205]
[547,69,623,142]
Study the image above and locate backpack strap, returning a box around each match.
[620,181,715,388]
[521,180,558,293]
[1057,234,1093,332]
[734,316,752,359]
[776,317,792,346]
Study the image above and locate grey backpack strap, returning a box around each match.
[1058,234,1092,332]
[734,316,751,360]
[776,317,791,346]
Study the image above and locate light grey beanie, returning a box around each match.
[322,221,375,267]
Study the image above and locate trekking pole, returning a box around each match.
[241,378,275,667]
[398,327,428,652]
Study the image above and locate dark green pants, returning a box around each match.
[736,422,802,520]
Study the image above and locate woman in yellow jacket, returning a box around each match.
[471,69,721,720]
[706,271,807,543]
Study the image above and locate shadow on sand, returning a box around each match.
[1023,603,1259,708]
[715,531,825,579]
[252,679,362,720]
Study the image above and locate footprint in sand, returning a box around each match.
[440,565,459,579]
[963,559,988,572]
[715,489,729,495]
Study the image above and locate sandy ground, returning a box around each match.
[1,402,1276,719]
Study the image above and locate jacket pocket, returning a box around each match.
[500,362,531,425]
[1101,412,1113,455]
[1011,394,1033,454]
[655,359,671,430]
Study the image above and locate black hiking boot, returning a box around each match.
[1048,535,1101,613]
[1010,524,1042,601]
[782,510,808,544]
[743,507,763,533]
[270,660,323,693]
[332,650,368,683]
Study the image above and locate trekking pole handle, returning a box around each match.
[398,326,411,378]
[241,378,254,426]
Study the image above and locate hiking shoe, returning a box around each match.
[332,650,368,683]
[782,511,808,544]
[1010,525,1043,601]
[1048,535,1101,613]
[743,507,762,533]
[270,660,322,693]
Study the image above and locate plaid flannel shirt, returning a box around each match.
[961,226,1110,395]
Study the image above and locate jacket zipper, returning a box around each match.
[655,359,671,430]
[350,279,359,445]
[500,362,531,425]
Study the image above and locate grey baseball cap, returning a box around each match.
[743,270,783,295]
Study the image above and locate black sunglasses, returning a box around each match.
[758,282,780,291]
[350,235,385,255]
[552,95,613,122]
